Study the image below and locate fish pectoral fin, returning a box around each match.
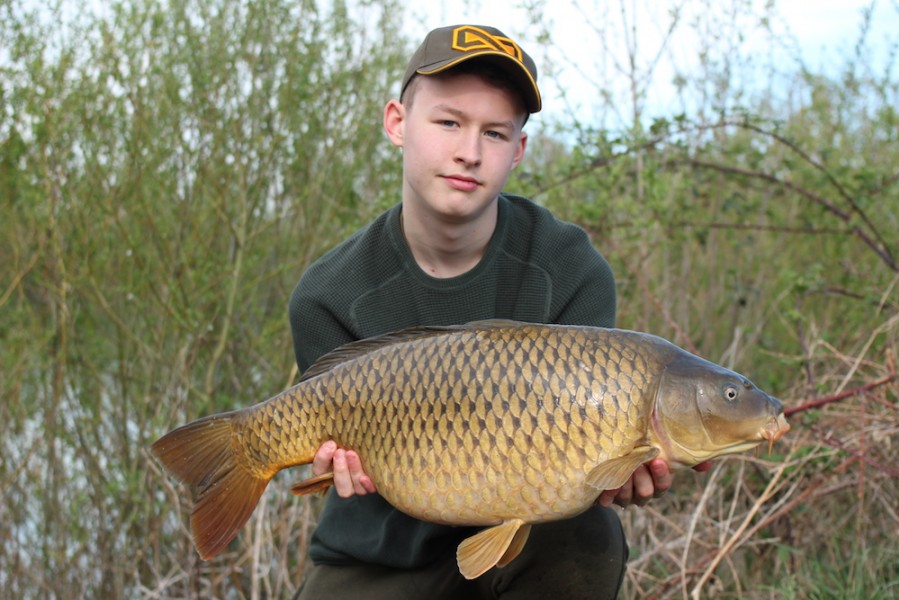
[290,472,335,496]
[457,519,527,580]
[586,446,660,490]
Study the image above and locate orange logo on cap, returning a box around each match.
[452,26,524,63]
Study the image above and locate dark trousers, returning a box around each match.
[295,505,628,600]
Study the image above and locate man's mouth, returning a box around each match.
[444,175,480,192]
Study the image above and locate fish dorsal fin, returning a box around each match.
[586,446,660,490]
[299,326,458,382]
[464,318,526,329]
[299,320,530,382]
[457,519,527,580]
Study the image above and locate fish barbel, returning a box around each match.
[151,320,789,578]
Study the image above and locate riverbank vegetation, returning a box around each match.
[2,1,896,597]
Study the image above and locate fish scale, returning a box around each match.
[152,320,789,579]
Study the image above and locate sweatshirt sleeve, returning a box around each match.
[554,245,616,328]
[524,197,616,329]
[289,278,354,374]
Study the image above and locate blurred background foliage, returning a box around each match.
[1,0,896,597]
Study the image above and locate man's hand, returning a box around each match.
[597,458,712,508]
[312,440,377,498]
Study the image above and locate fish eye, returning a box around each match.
[724,385,739,401]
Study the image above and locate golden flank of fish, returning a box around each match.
[151,320,789,579]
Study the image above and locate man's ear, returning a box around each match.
[511,130,528,169]
[383,99,405,148]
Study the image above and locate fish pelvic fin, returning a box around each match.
[586,446,660,490]
[290,471,335,496]
[151,412,271,560]
[456,519,529,580]
[496,522,532,568]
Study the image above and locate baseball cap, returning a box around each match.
[401,25,542,113]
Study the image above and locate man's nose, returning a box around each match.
[454,131,482,167]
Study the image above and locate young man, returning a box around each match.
[290,24,676,599]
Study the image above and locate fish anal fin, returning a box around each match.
[151,412,273,560]
[457,519,526,580]
[496,523,532,568]
[290,472,335,496]
[586,446,660,490]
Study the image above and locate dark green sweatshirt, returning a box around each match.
[289,193,616,568]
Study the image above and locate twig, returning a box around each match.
[0,248,41,308]
[681,157,896,272]
[603,239,701,355]
[680,464,723,599]
[813,427,899,478]
[690,460,789,598]
[251,499,266,600]
[784,373,898,417]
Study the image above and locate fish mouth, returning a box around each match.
[760,413,790,453]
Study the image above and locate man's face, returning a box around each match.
[387,72,528,225]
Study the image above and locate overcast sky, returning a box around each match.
[404,0,898,126]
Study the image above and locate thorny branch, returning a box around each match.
[537,118,898,273]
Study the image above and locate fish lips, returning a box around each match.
[760,411,791,453]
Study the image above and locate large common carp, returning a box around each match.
[151,320,789,579]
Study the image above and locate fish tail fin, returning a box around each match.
[151,412,271,560]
